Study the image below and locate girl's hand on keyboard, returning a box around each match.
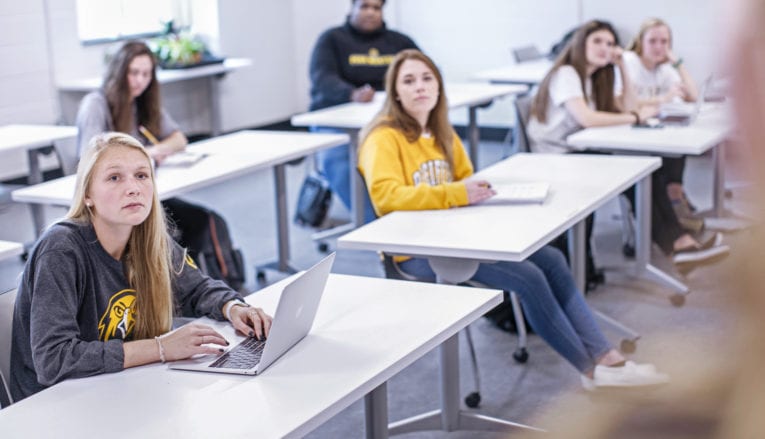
[465,180,496,205]
[229,306,273,341]
[161,323,229,361]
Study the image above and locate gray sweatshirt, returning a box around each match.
[10,220,241,401]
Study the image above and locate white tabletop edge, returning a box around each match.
[0,240,24,261]
[284,276,502,438]
[56,58,252,91]
[338,154,661,262]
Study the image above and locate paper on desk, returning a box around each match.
[479,182,550,205]
[160,151,207,167]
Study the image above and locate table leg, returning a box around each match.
[389,334,543,435]
[311,130,364,243]
[209,76,222,137]
[386,257,543,436]
[567,220,586,293]
[633,175,689,300]
[255,164,299,277]
[712,142,725,218]
[365,382,388,439]
[567,220,640,347]
[26,148,47,236]
[698,142,752,231]
[468,106,479,167]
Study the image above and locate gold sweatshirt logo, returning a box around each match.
[185,253,198,270]
[349,48,394,66]
[412,159,453,186]
[98,289,136,341]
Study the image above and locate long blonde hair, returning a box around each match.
[532,20,621,123]
[359,49,457,169]
[627,18,672,56]
[68,132,174,339]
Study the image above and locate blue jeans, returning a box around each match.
[398,245,611,374]
[311,126,377,224]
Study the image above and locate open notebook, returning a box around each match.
[160,151,207,167]
[480,182,550,205]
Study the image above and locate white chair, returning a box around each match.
[0,288,18,408]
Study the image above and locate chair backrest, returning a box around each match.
[0,288,18,407]
[512,94,534,154]
[512,45,545,63]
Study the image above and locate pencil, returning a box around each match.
[138,125,160,145]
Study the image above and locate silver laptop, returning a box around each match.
[659,75,712,126]
[169,253,335,375]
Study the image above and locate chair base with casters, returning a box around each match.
[380,254,528,409]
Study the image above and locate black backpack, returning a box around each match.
[163,198,246,291]
[483,291,533,334]
[294,174,332,227]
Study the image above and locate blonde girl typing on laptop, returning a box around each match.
[623,18,703,233]
[10,133,272,401]
[358,49,667,390]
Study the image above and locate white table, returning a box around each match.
[0,125,78,184]
[0,124,78,234]
[291,82,528,238]
[12,130,348,276]
[0,241,23,262]
[57,58,252,136]
[0,274,502,439]
[472,59,553,85]
[567,104,733,219]
[338,153,662,436]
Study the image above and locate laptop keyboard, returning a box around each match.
[209,337,267,369]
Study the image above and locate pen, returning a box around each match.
[138,125,160,146]
[479,182,492,189]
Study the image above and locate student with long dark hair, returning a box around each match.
[528,20,728,272]
[75,40,233,282]
[359,49,668,390]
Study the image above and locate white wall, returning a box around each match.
[0,0,61,178]
[390,0,721,127]
[0,0,724,179]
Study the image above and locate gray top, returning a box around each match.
[10,220,241,401]
[75,91,180,157]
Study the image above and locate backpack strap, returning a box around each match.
[208,214,229,277]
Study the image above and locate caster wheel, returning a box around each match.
[317,242,329,253]
[256,271,266,283]
[513,348,529,363]
[670,294,686,307]
[622,243,635,258]
[464,392,481,408]
[620,339,637,354]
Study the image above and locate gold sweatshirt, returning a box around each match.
[359,126,474,217]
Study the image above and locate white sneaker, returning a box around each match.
[581,361,669,391]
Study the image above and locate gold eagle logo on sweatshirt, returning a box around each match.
[98,289,136,341]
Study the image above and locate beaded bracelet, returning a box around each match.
[155,335,166,363]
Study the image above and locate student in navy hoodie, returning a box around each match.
[307,0,419,223]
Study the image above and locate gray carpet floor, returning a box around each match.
[0,139,752,437]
